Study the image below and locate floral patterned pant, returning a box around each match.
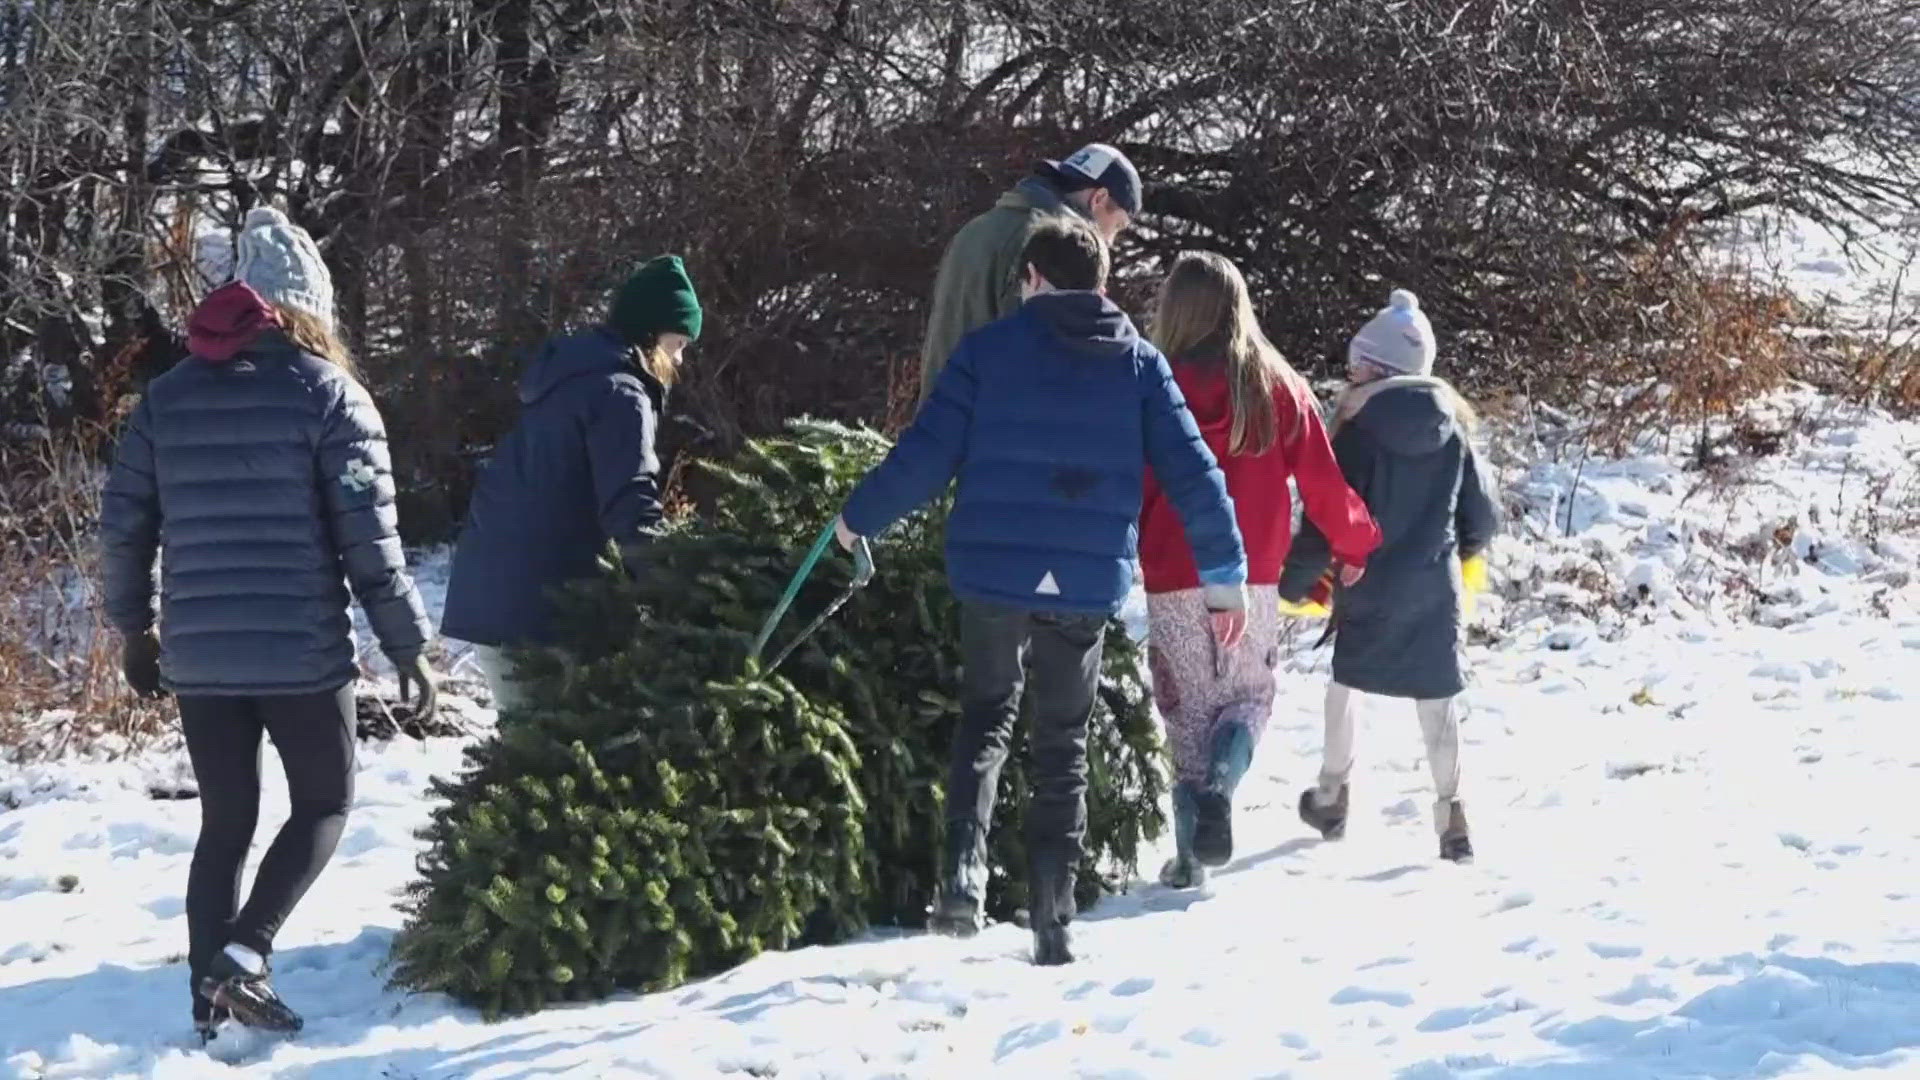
[1146,586,1282,787]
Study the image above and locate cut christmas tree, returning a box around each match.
[390,420,1167,1016]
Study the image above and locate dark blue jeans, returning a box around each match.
[946,601,1106,928]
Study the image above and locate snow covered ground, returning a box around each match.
[3,201,1918,1078]
[2,383,1918,1078]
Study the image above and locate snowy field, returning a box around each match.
[3,210,1919,1077]
[2,382,1918,1079]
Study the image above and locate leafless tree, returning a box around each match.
[1,0,1915,535]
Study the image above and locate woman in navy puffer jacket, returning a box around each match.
[101,208,434,1039]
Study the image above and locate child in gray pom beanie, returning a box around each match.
[231,207,335,330]
[1283,287,1499,864]
[1348,288,1436,378]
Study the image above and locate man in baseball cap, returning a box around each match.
[917,143,1143,398]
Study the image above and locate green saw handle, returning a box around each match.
[748,521,838,666]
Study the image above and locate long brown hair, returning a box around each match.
[269,302,355,377]
[1151,251,1310,455]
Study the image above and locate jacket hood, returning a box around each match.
[518,326,638,405]
[1001,176,1089,222]
[1338,376,1459,456]
[188,282,279,364]
[1023,291,1137,359]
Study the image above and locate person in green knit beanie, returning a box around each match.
[441,254,704,713]
[611,255,702,347]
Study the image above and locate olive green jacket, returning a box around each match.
[918,177,1088,399]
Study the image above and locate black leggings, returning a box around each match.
[180,687,356,982]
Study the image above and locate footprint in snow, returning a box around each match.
[1331,985,1416,1007]
[1360,956,1414,970]
[1182,1027,1226,1046]
[1601,974,1677,1005]
[1355,864,1427,884]
[1417,1003,1508,1032]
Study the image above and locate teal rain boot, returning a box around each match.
[1192,722,1253,867]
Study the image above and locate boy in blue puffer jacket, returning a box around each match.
[835,216,1249,966]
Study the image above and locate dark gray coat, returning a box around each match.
[100,331,430,696]
[1280,377,1497,700]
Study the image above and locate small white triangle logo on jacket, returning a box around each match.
[1035,572,1061,596]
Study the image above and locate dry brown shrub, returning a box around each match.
[0,421,173,761]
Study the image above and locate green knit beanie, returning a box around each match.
[608,255,702,345]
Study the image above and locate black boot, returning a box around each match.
[928,888,984,938]
[1438,799,1473,863]
[1033,922,1075,966]
[191,974,230,1044]
[929,819,987,937]
[1298,783,1349,840]
[1028,848,1076,967]
[200,949,304,1033]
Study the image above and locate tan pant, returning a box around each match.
[1315,683,1461,831]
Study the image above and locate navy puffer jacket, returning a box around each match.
[1280,377,1499,700]
[440,327,666,647]
[100,295,430,696]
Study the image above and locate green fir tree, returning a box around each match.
[389,420,1166,1017]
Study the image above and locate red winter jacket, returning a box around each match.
[1140,358,1381,593]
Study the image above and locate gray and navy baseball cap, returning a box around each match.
[1039,143,1142,216]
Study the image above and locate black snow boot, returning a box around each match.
[1033,922,1075,966]
[1438,799,1473,863]
[191,975,230,1044]
[1298,783,1349,841]
[928,888,984,938]
[200,950,303,1033]
[929,819,988,937]
[1028,848,1077,967]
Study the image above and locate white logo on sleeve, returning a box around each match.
[339,458,377,494]
[1035,572,1062,597]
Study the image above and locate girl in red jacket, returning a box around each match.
[1140,252,1382,888]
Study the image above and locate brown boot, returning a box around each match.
[1298,783,1349,840]
[1437,799,1472,863]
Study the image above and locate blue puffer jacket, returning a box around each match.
[100,329,431,696]
[441,327,666,647]
[843,291,1247,615]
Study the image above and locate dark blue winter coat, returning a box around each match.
[441,327,665,647]
[99,330,431,696]
[843,291,1247,615]
[1280,376,1499,699]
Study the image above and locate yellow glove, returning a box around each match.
[1279,566,1336,619]
[1461,553,1488,594]
[1460,553,1488,618]
[1278,596,1330,618]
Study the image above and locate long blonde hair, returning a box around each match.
[635,338,680,389]
[1151,251,1309,456]
[269,302,355,377]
